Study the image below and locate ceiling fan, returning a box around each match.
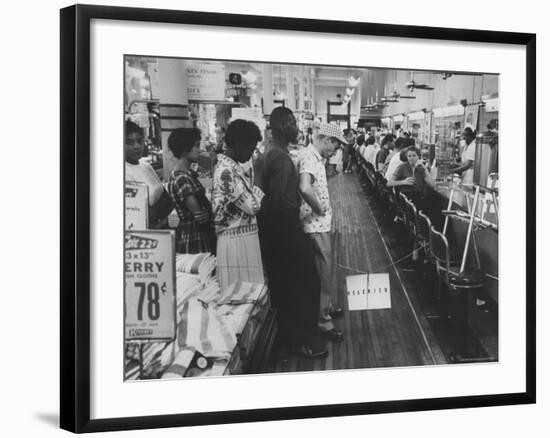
[381,91,417,102]
[405,73,434,91]
[361,99,384,110]
[406,80,434,91]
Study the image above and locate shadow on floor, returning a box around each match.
[35,413,59,429]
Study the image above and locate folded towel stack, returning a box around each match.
[177,299,237,360]
[176,252,217,284]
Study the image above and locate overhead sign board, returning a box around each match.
[185,63,225,101]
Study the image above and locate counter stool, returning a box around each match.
[404,197,418,239]
[396,192,409,230]
[416,211,432,257]
[416,211,439,303]
[429,225,489,363]
[359,160,375,193]
[365,162,377,188]
[375,172,390,208]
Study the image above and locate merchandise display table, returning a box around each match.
[124,252,276,380]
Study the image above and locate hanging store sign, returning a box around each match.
[125,231,177,342]
[484,98,499,113]
[185,63,225,101]
[392,114,404,122]
[231,107,263,120]
[433,105,465,118]
[125,182,149,230]
[464,104,480,130]
[408,111,426,121]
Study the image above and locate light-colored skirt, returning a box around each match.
[216,224,265,292]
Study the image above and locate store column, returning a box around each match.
[298,65,305,112]
[262,64,274,117]
[158,58,189,181]
[351,81,362,129]
[310,68,316,116]
[286,65,296,111]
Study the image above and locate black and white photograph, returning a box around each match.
[2,0,547,434]
[54,2,538,433]
[124,56,500,380]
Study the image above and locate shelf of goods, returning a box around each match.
[125,252,276,379]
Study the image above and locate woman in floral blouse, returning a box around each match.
[211,119,265,291]
[167,128,216,254]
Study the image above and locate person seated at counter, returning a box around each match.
[382,136,408,176]
[451,127,476,185]
[387,145,435,207]
[167,128,217,255]
[384,137,406,179]
[124,120,174,228]
[363,135,378,165]
[375,134,395,171]
[355,134,366,164]
[211,119,265,292]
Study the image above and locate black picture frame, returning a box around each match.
[60,4,536,433]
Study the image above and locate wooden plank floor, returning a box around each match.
[265,171,445,373]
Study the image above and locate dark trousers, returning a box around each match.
[258,216,320,346]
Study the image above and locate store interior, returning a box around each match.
[124,56,499,379]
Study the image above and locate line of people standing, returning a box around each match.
[257,108,347,358]
[125,110,349,359]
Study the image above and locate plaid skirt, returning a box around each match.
[175,220,217,255]
[216,224,265,292]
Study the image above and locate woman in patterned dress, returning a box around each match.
[167,128,216,254]
[211,119,265,291]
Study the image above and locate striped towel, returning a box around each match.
[124,341,175,380]
[217,302,256,336]
[177,299,237,359]
[176,253,217,284]
[217,281,266,305]
[196,278,222,304]
[176,272,202,317]
[161,347,196,379]
[176,274,222,325]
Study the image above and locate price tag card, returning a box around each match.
[125,231,177,342]
[125,182,149,230]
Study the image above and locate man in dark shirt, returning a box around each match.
[258,107,327,359]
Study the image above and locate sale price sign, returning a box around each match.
[125,231,176,341]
